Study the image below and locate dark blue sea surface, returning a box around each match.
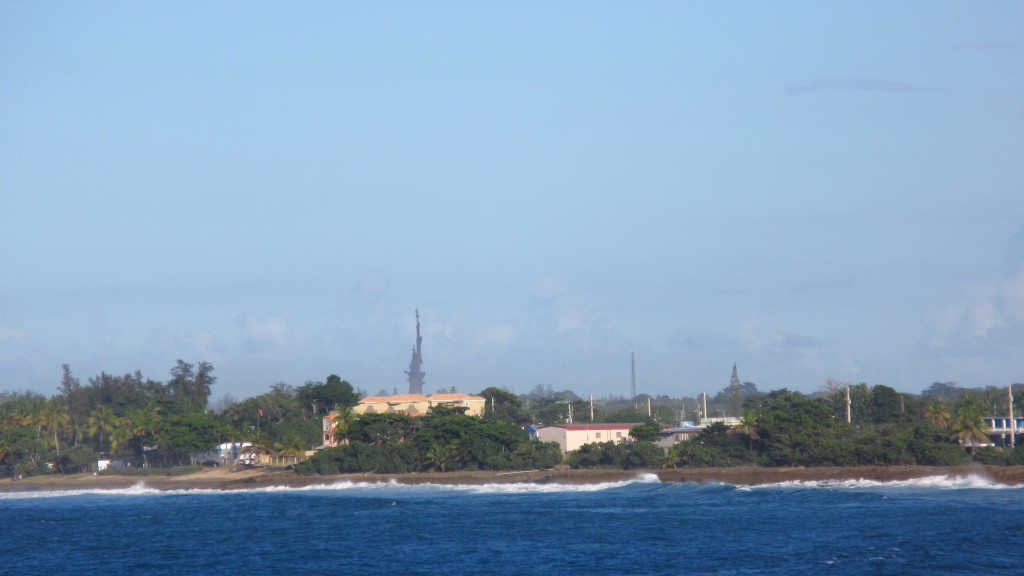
[2,473,1022,575]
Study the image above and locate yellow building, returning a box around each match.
[320,393,487,447]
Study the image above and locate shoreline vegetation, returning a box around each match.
[3,464,1024,493]
[5,363,1024,488]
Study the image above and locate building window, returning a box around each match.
[595,432,602,439]
[616,432,623,438]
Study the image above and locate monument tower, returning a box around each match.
[405,309,426,394]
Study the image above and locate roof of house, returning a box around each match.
[357,393,486,404]
[429,393,485,402]
[359,394,428,404]
[537,423,643,431]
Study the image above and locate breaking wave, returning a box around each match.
[3,471,1019,500]
[0,481,162,500]
[0,473,665,499]
[738,473,1020,491]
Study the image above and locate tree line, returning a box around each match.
[2,361,1022,478]
[567,385,1024,471]
[0,362,362,477]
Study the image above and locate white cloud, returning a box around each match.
[0,324,26,341]
[180,330,217,357]
[244,314,292,349]
[533,274,567,299]
[737,316,861,384]
[931,267,1024,346]
[477,323,515,347]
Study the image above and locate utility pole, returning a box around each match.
[1010,384,1016,449]
[845,387,851,424]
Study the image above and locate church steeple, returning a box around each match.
[405,309,426,394]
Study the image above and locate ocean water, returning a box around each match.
[2,474,1022,575]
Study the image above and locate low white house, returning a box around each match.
[535,423,641,454]
[192,442,253,466]
[654,425,705,451]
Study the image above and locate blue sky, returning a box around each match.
[2,2,1023,402]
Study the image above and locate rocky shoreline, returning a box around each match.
[2,464,1023,493]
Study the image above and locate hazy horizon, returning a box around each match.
[3,3,1023,400]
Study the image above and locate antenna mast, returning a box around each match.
[630,350,637,399]
[404,309,426,394]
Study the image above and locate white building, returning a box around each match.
[535,423,641,454]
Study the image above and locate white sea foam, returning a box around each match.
[0,481,163,500]
[0,473,667,499]
[739,473,1020,491]
[285,473,663,495]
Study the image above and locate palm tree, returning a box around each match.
[108,418,133,454]
[274,434,306,465]
[950,407,991,457]
[88,406,117,452]
[239,430,271,467]
[126,404,161,467]
[19,397,46,441]
[925,400,952,429]
[332,405,354,446]
[0,405,19,466]
[68,415,89,447]
[425,441,461,472]
[40,400,70,456]
[728,409,762,453]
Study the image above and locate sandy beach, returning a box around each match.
[2,464,1023,493]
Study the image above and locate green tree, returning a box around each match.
[54,445,98,474]
[478,387,532,426]
[167,360,216,412]
[668,422,751,468]
[425,441,462,472]
[297,376,360,416]
[57,364,86,421]
[567,441,625,469]
[628,422,662,443]
[925,400,951,429]
[40,400,70,456]
[108,420,133,455]
[597,407,647,424]
[348,413,416,445]
[728,409,762,453]
[532,401,572,425]
[331,405,355,445]
[727,364,743,416]
[757,390,839,466]
[624,441,665,469]
[160,412,219,465]
[87,406,118,452]
[274,433,306,464]
[869,385,905,424]
[414,406,530,471]
[949,406,990,457]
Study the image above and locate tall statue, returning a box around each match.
[405,309,426,394]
